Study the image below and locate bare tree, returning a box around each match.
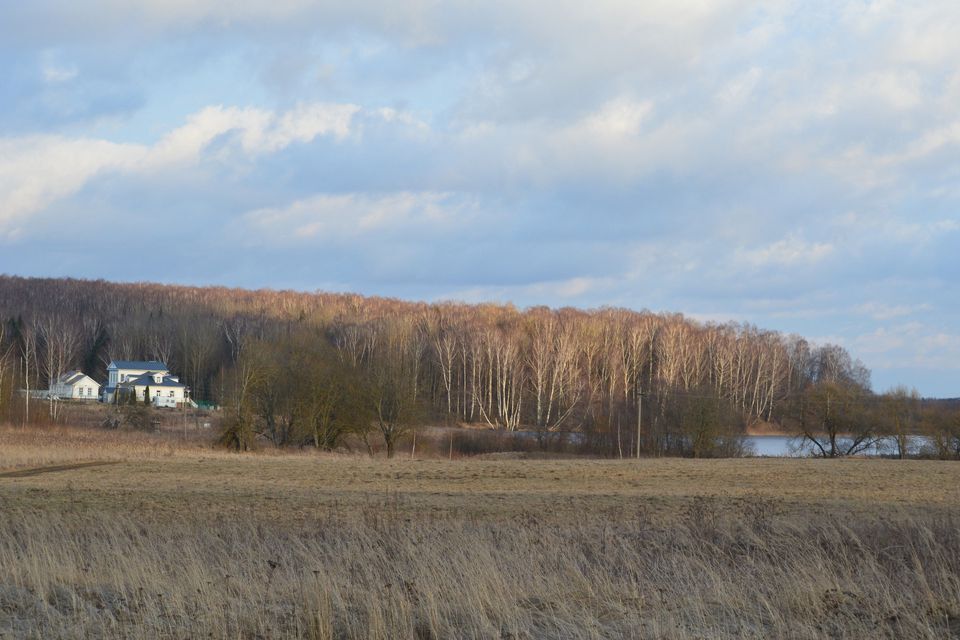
[218,340,262,451]
[927,403,960,459]
[792,380,878,457]
[364,323,423,457]
[431,308,460,418]
[0,323,16,419]
[37,314,81,420]
[881,386,921,459]
[19,323,38,426]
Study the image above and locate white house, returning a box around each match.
[50,371,101,401]
[103,360,190,407]
[106,360,168,388]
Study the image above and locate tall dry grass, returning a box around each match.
[1,501,959,639]
[0,424,324,472]
[0,425,200,471]
[2,424,960,638]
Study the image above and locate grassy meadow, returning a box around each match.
[1,425,960,639]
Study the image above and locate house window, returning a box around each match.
[169,391,174,397]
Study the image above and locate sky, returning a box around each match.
[0,1,957,397]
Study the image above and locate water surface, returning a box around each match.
[745,435,932,457]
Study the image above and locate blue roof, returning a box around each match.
[121,373,187,388]
[108,360,168,370]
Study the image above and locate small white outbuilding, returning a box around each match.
[50,371,101,401]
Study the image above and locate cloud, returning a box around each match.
[147,103,359,167]
[446,275,618,305]
[0,102,363,237]
[855,302,932,321]
[240,191,473,243]
[852,325,916,356]
[856,71,922,111]
[3,0,960,395]
[0,136,146,237]
[718,67,763,106]
[38,49,78,83]
[578,98,655,139]
[737,236,834,268]
[852,323,960,373]
[3,1,772,46]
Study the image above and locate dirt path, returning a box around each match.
[0,460,120,478]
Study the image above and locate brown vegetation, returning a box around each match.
[2,425,960,638]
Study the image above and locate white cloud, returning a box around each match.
[855,301,932,321]
[718,67,762,106]
[461,101,713,188]
[21,0,770,43]
[0,102,363,237]
[898,121,960,162]
[852,326,914,355]
[852,323,960,372]
[92,0,322,26]
[447,275,617,305]
[866,217,960,246]
[0,136,147,238]
[38,49,78,83]
[374,107,431,135]
[3,0,960,395]
[857,71,922,111]
[146,103,359,167]
[738,236,834,268]
[909,332,960,370]
[241,191,471,243]
[578,98,654,139]
[41,63,78,83]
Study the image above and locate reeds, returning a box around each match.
[2,498,959,638]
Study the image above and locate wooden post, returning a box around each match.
[636,387,642,459]
[617,416,623,459]
[23,355,29,427]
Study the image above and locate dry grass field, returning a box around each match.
[2,425,960,639]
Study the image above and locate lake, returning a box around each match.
[745,435,934,457]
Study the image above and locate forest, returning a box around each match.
[0,275,957,457]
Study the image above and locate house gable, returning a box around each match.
[51,371,101,400]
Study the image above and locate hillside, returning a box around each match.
[0,274,939,457]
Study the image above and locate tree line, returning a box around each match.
[0,275,957,457]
